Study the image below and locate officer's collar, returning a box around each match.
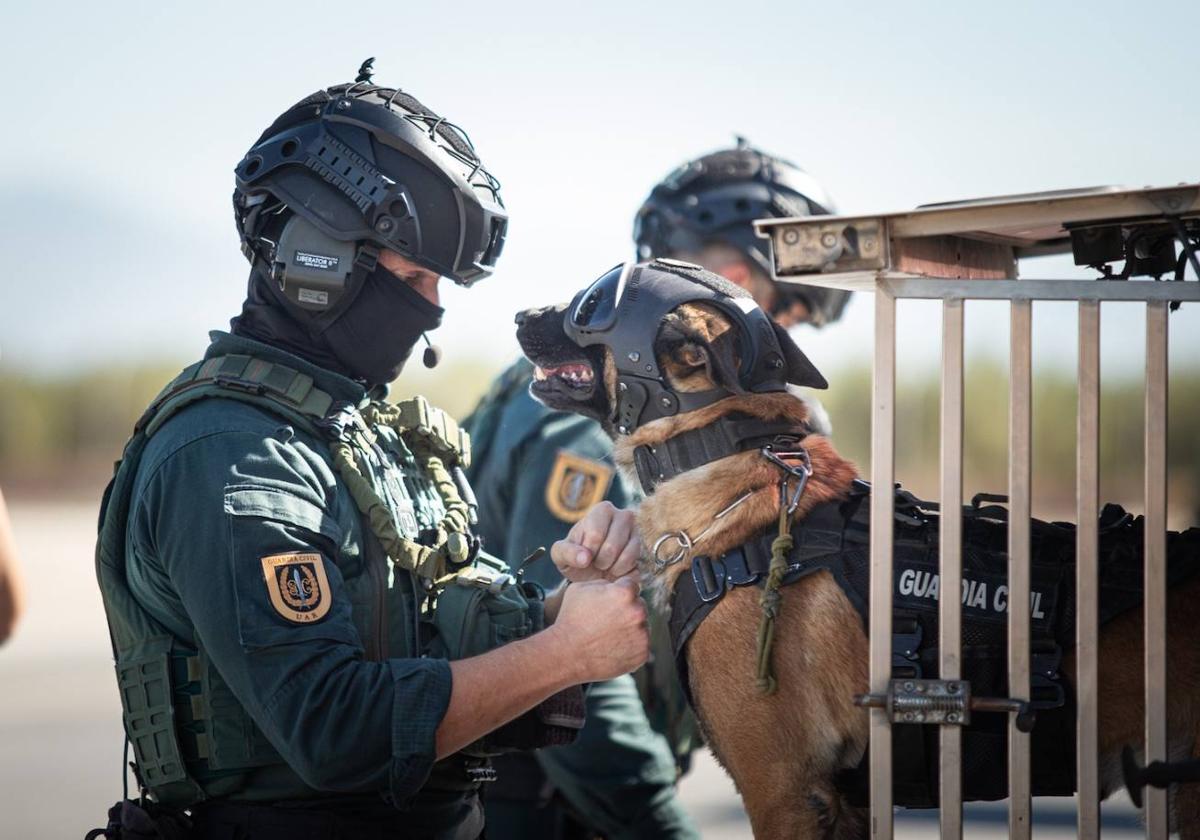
[205,331,373,407]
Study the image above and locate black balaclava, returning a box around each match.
[231,259,444,388]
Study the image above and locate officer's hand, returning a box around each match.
[550,501,642,583]
[553,577,649,682]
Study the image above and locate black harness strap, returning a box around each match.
[667,486,867,705]
[633,417,810,495]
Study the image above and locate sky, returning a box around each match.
[1,0,1198,385]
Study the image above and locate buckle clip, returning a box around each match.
[214,375,265,396]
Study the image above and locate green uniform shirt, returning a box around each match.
[124,332,478,834]
[465,359,698,840]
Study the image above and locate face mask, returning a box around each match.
[322,264,444,385]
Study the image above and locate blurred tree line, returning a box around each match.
[819,362,1200,524]
[1,361,1197,522]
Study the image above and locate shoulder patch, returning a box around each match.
[260,552,332,624]
[545,450,614,523]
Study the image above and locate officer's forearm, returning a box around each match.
[435,625,577,759]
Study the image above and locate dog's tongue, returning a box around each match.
[534,362,594,384]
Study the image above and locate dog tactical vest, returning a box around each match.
[669,480,1200,807]
[96,354,580,808]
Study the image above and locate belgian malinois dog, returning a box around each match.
[516,261,1200,838]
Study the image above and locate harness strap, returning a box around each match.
[140,354,334,439]
[667,496,854,706]
[632,418,809,495]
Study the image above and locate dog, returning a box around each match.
[516,260,1200,839]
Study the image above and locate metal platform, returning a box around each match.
[754,182,1200,293]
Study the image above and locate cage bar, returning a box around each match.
[1008,299,1033,838]
[938,299,965,838]
[869,288,896,839]
[1076,300,1101,838]
[1144,301,1169,838]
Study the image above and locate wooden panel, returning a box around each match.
[890,235,1017,279]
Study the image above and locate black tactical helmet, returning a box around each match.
[233,62,507,315]
[565,258,827,434]
[633,140,850,326]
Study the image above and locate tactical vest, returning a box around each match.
[669,480,1200,807]
[95,354,564,808]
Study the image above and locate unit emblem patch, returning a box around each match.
[545,450,614,523]
[260,552,332,623]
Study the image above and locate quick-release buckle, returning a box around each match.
[214,375,266,396]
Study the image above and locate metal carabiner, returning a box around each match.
[762,446,813,514]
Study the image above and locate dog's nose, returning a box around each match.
[514,309,529,327]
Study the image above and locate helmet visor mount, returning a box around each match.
[569,263,632,332]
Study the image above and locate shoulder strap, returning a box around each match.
[140,354,335,439]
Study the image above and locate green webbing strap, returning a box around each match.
[755,503,794,696]
[142,355,334,440]
[364,397,472,468]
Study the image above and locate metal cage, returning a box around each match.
[757,183,1200,839]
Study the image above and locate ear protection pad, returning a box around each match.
[274,215,358,312]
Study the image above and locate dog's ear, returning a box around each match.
[659,310,746,394]
[771,321,828,390]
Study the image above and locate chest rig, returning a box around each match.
[96,353,573,808]
[668,474,1200,807]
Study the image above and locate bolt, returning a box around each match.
[628,351,640,363]
[660,396,672,407]
[645,364,653,373]
[376,217,395,234]
[782,229,800,245]
[336,99,351,110]
[947,682,960,694]
[820,231,838,249]
[947,713,960,723]
[617,425,628,434]
[903,681,915,692]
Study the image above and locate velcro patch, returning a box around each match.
[260,552,333,624]
[545,450,614,524]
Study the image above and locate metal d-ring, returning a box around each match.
[652,531,693,569]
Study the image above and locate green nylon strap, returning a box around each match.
[141,355,333,440]
[754,502,794,696]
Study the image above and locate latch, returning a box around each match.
[854,679,1036,732]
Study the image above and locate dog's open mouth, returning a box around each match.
[531,360,596,399]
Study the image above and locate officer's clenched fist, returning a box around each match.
[552,577,649,682]
[550,501,642,583]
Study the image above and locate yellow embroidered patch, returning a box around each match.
[260,552,333,624]
[545,450,614,523]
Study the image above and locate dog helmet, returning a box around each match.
[565,258,827,434]
[632,140,851,326]
[233,64,507,316]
